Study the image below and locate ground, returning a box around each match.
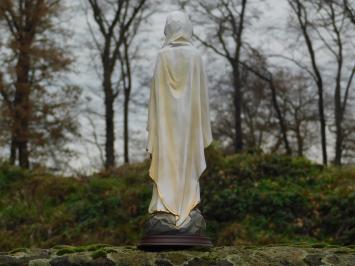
[0,244,354,265]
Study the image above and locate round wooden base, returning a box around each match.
[138,235,213,250]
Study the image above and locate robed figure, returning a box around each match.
[146,11,212,233]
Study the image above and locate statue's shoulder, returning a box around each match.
[158,45,201,58]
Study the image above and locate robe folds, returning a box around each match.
[146,11,212,228]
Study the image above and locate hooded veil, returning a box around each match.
[147,11,212,227]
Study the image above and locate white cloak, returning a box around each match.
[146,11,212,227]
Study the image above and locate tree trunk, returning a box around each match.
[123,90,129,163]
[333,4,344,166]
[290,0,328,165]
[317,80,328,165]
[232,0,247,152]
[295,118,303,157]
[122,37,132,164]
[233,66,243,152]
[334,89,343,165]
[103,70,115,168]
[13,47,31,168]
[18,141,29,168]
[269,80,292,155]
[9,137,16,165]
[304,8,327,164]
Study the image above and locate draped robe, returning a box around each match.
[146,11,212,227]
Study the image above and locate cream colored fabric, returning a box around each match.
[146,11,212,227]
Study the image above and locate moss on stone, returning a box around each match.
[104,248,119,254]
[334,248,354,254]
[91,249,107,259]
[51,244,73,249]
[56,246,86,256]
[164,252,191,264]
[85,243,111,251]
[28,258,50,266]
[8,247,28,254]
[1,245,355,265]
[242,245,259,249]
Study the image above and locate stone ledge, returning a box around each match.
[0,245,354,266]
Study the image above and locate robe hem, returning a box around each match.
[148,170,179,217]
[148,156,208,227]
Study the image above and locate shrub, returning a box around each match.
[0,149,353,250]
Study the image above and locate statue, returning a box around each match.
[139,10,213,249]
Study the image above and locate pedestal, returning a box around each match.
[138,209,213,250]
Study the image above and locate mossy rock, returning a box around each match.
[104,248,119,254]
[28,258,50,266]
[9,247,28,254]
[1,245,355,266]
[85,243,112,251]
[91,249,107,259]
[51,244,74,249]
[56,246,86,256]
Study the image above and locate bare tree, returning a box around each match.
[240,67,276,151]
[182,0,294,155]
[287,0,355,165]
[118,8,149,163]
[287,0,328,165]
[241,51,293,155]
[85,0,147,168]
[184,0,248,152]
[342,0,355,24]
[315,1,355,165]
[274,71,319,156]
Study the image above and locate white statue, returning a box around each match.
[146,10,212,230]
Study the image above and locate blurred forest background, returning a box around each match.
[0,0,354,171]
[0,0,354,251]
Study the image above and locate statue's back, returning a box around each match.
[146,11,212,229]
